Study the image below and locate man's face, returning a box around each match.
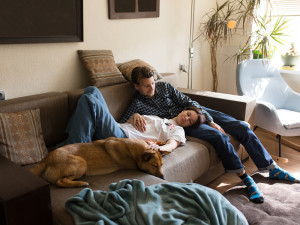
[134,77,155,98]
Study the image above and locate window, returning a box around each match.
[259,0,300,55]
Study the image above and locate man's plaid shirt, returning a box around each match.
[120,81,213,124]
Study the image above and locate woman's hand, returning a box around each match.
[210,122,226,134]
[158,140,181,155]
[146,139,180,155]
[128,113,146,132]
[148,143,160,151]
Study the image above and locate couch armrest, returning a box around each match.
[178,88,256,127]
[0,155,52,225]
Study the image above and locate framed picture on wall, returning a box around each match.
[0,0,83,44]
[109,0,160,19]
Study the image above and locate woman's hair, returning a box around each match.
[183,106,207,128]
[131,66,155,85]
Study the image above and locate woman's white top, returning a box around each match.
[118,115,186,144]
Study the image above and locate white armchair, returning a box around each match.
[236,59,300,157]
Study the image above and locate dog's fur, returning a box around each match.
[30,137,164,188]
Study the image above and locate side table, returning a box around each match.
[0,155,52,225]
[178,88,256,128]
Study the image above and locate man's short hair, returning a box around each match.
[131,66,155,85]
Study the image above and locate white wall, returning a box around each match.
[188,1,217,91]
[0,0,214,100]
[1,0,297,100]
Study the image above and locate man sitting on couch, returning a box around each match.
[117,66,299,204]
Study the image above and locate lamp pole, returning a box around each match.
[187,0,195,89]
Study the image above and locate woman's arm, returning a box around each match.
[148,139,181,154]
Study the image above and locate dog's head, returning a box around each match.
[138,148,164,179]
[103,137,165,179]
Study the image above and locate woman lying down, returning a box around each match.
[119,106,205,153]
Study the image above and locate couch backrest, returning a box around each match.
[66,82,136,123]
[67,73,177,122]
[0,92,69,147]
[0,73,177,148]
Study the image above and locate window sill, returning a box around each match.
[280,68,300,75]
[279,68,300,93]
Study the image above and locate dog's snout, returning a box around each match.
[156,171,165,180]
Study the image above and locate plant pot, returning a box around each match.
[281,55,300,67]
[252,50,263,59]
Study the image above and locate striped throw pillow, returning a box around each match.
[0,109,48,165]
[78,50,127,87]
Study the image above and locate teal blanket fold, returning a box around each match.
[65,179,248,225]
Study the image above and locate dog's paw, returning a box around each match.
[81,182,89,186]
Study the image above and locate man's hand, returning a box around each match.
[128,113,146,132]
[210,122,226,135]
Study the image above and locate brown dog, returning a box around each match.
[30,137,164,188]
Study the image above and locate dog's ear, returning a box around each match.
[143,151,156,161]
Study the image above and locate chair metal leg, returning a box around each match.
[253,125,258,132]
[277,134,282,157]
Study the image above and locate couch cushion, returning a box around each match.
[48,169,166,225]
[78,50,127,87]
[99,83,137,122]
[277,109,300,129]
[162,141,210,183]
[0,109,47,165]
[186,134,243,168]
[67,83,137,123]
[117,59,163,83]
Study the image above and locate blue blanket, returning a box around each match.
[65,179,248,225]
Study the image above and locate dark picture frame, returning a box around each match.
[109,0,160,19]
[0,0,83,44]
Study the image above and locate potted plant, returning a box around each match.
[199,0,268,92]
[281,42,300,67]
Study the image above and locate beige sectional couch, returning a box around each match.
[0,73,255,225]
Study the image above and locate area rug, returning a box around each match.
[223,172,300,225]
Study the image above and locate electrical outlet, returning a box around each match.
[179,64,187,73]
[0,90,5,100]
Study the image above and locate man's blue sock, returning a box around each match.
[269,166,299,183]
[240,173,264,204]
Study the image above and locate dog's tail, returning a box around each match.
[30,160,47,177]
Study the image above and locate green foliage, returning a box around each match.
[237,15,290,62]
[198,0,290,90]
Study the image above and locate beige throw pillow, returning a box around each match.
[78,50,127,87]
[0,109,48,165]
[117,59,163,83]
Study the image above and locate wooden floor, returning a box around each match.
[207,127,300,194]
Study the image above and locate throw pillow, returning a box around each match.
[0,109,48,165]
[78,50,127,87]
[117,59,163,83]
